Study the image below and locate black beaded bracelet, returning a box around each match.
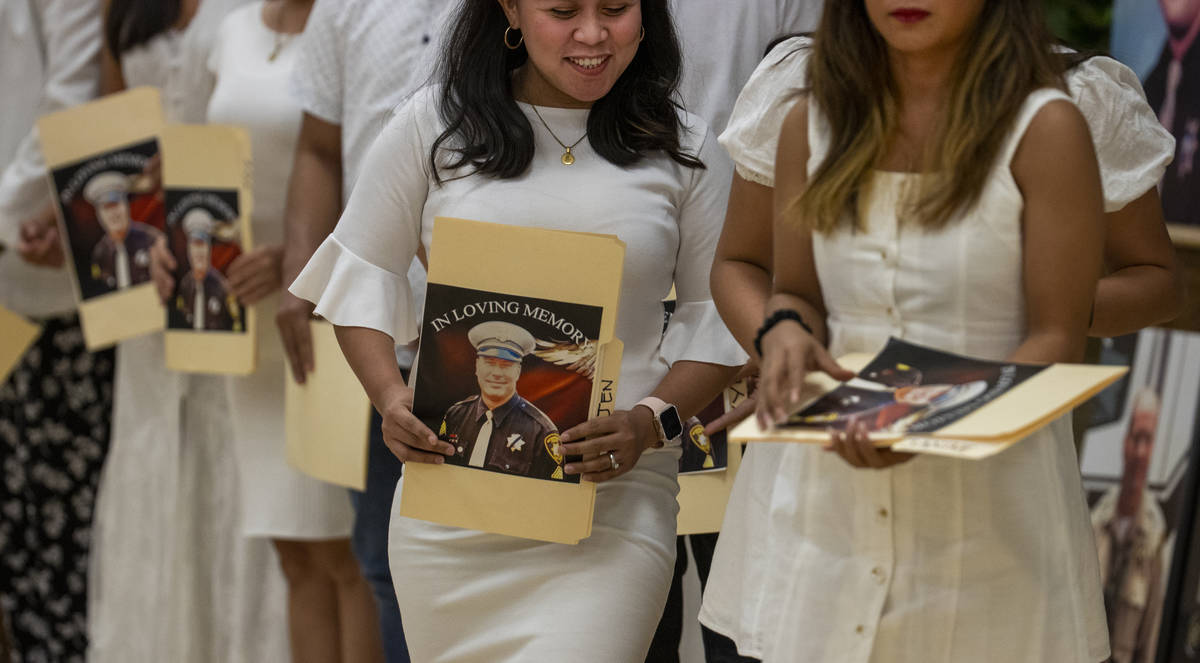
[754,309,814,357]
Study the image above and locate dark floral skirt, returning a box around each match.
[0,314,114,663]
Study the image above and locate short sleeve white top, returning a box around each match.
[701,47,1113,663]
[719,37,1175,212]
[289,0,446,198]
[291,88,747,418]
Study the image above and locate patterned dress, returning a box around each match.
[0,316,114,663]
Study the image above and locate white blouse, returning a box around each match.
[292,86,746,429]
[701,45,1119,663]
[720,37,1175,212]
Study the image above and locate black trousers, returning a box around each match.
[645,533,760,663]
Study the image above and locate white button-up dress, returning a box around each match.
[699,40,1171,663]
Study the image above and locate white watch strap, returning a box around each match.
[634,396,680,448]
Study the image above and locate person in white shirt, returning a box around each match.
[700,0,1174,660]
[647,3,822,661]
[280,1,445,659]
[288,0,745,659]
[204,1,380,662]
[0,1,110,661]
[87,2,290,663]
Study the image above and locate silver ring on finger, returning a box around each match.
[608,451,620,471]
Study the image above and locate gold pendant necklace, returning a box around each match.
[530,104,587,166]
[267,1,295,62]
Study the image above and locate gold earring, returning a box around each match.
[504,26,523,50]
[639,26,645,42]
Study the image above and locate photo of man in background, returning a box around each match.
[1145,0,1200,225]
[1091,388,1169,663]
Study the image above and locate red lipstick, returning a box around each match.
[890,8,931,23]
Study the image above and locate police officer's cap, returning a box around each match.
[182,208,216,240]
[83,172,130,206]
[468,321,536,363]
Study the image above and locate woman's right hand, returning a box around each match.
[149,235,176,303]
[379,384,456,464]
[756,320,853,428]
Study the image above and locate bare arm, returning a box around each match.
[1090,188,1185,337]
[710,173,775,357]
[757,100,852,425]
[334,325,453,463]
[1010,100,1106,364]
[277,112,343,383]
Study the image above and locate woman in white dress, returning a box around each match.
[291,0,745,660]
[87,1,288,662]
[700,0,1138,661]
[202,2,378,662]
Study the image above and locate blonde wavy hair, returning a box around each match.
[791,0,1067,233]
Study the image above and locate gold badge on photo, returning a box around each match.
[689,422,715,469]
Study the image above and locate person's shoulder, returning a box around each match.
[512,396,556,431]
[677,108,714,154]
[447,394,479,412]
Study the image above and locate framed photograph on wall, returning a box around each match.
[1111,0,1200,247]
[1080,328,1200,662]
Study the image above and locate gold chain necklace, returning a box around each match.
[267,1,296,61]
[530,104,588,166]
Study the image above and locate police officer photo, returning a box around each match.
[171,208,240,332]
[438,321,564,481]
[85,170,161,291]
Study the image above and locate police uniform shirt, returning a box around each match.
[172,268,240,331]
[90,222,159,289]
[439,394,562,480]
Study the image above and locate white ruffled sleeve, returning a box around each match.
[662,118,750,368]
[289,88,436,345]
[1068,56,1175,212]
[717,36,811,188]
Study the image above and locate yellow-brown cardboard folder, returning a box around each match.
[37,87,166,350]
[0,306,40,384]
[677,380,751,535]
[285,321,372,491]
[162,125,256,375]
[399,218,626,544]
[730,354,1127,460]
[401,339,622,545]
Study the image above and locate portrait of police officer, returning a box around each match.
[171,208,240,332]
[438,321,564,481]
[85,170,162,291]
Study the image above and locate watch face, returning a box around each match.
[660,405,684,441]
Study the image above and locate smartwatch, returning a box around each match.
[634,396,684,448]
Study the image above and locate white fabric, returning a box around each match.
[720,37,1176,213]
[701,83,1109,662]
[671,0,820,136]
[207,1,353,540]
[288,0,447,366]
[87,3,290,662]
[291,87,745,661]
[0,0,102,317]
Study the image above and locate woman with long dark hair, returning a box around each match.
[700,1,1124,661]
[88,1,289,662]
[291,0,744,659]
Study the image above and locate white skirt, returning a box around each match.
[229,297,355,540]
[388,450,680,662]
[88,335,290,663]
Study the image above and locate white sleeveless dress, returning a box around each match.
[86,2,289,661]
[700,88,1111,662]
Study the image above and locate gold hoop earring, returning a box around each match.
[639,26,645,42]
[504,26,524,50]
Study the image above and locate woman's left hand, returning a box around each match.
[825,420,914,470]
[558,407,656,483]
